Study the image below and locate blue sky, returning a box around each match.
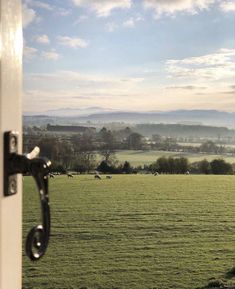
[23,0,235,114]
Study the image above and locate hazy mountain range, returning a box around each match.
[23,108,235,129]
[24,107,116,117]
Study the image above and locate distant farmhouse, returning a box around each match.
[46,124,96,134]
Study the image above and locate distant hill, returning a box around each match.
[23,109,235,129]
[24,106,116,117]
[75,110,235,127]
[134,123,234,138]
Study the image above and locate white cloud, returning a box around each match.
[36,34,50,44]
[166,85,207,90]
[24,71,144,95]
[23,70,145,112]
[24,0,71,18]
[30,70,143,86]
[122,15,144,28]
[24,68,235,113]
[106,16,143,32]
[220,1,235,11]
[24,0,53,10]
[143,0,215,18]
[24,45,60,61]
[24,45,38,60]
[123,18,135,28]
[41,50,60,60]
[31,0,53,10]
[56,8,71,16]
[165,48,235,82]
[73,15,89,25]
[57,36,88,48]
[22,4,37,28]
[71,0,132,17]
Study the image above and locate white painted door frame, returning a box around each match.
[0,0,23,288]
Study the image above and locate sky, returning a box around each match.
[23,0,235,114]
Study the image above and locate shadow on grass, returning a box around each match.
[195,271,235,289]
[195,279,229,289]
[225,266,235,280]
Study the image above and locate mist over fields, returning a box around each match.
[24,109,235,129]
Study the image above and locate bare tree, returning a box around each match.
[99,127,116,165]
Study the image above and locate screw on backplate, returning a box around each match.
[9,178,17,195]
[10,135,17,152]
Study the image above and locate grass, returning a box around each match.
[114,150,235,166]
[23,175,235,289]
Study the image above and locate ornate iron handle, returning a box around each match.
[4,132,51,261]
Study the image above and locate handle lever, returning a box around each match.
[4,131,51,261]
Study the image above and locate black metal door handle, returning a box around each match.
[4,131,51,261]
[25,155,51,261]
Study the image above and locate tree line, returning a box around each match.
[97,157,233,175]
[24,124,235,154]
[149,157,233,175]
[23,127,235,175]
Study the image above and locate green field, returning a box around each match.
[115,150,235,166]
[23,175,235,289]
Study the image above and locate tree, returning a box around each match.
[97,161,113,173]
[127,133,143,150]
[38,137,60,160]
[162,137,178,151]
[210,159,233,175]
[122,161,132,174]
[152,157,189,174]
[71,133,94,152]
[58,140,74,170]
[73,151,97,173]
[199,141,219,154]
[175,157,189,174]
[71,134,97,172]
[73,162,87,174]
[168,157,176,174]
[156,157,169,173]
[99,127,116,164]
[38,137,74,170]
[199,159,211,174]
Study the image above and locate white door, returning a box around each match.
[0,0,23,288]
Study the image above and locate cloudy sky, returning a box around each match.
[23,0,235,114]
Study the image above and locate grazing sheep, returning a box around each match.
[106,175,112,179]
[49,173,55,178]
[95,174,101,180]
[154,172,159,176]
[67,173,73,178]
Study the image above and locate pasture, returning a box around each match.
[113,150,235,166]
[23,175,235,289]
[115,150,235,166]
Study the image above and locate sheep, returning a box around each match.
[49,173,55,178]
[67,173,74,178]
[154,172,159,176]
[106,175,112,179]
[94,174,101,180]
[186,171,190,175]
